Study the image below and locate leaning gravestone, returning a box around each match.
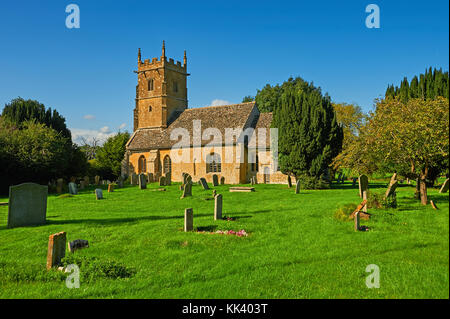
[95,189,103,200]
[7,183,48,228]
[212,174,219,187]
[200,178,209,190]
[358,175,369,198]
[159,176,166,186]
[46,231,66,270]
[56,178,64,194]
[385,180,398,199]
[184,208,193,232]
[138,174,147,190]
[295,180,300,194]
[214,194,223,220]
[287,175,292,188]
[68,182,78,195]
[439,178,449,193]
[220,176,225,185]
[180,181,192,198]
[68,239,89,253]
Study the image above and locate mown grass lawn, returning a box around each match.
[0,180,448,299]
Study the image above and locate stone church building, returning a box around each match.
[123,42,288,184]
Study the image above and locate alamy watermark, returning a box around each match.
[65,264,80,289]
[365,4,380,29]
[65,4,80,29]
[365,264,380,288]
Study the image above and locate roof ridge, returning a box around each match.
[185,101,255,111]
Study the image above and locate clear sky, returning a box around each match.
[0,0,448,144]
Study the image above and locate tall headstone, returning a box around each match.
[439,178,449,193]
[165,172,171,186]
[358,175,369,198]
[159,176,166,186]
[214,194,223,220]
[95,175,100,185]
[287,175,292,188]
[68,182,78,195]
[181,181,192,198]
[220,176,225,185]
[7,183,48,228]
[95,188,103,200]
[354,212,360,232]
[212,174,219,187]
[131,173,138,186]
[147,173,154,183]
[138,173,147,189]
[200,178,209,190]
[184,208,193,232]
[56,178,64,194]
[46,232,66,270]
[295,180,300,194]
[385,180,398,199]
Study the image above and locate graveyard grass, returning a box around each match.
[0,181,448,299]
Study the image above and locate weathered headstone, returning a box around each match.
[253,176,258,185]
[295,180,300,194]
[84,176,90,186]
[212,174,219,187]
[184,208,193,232]
[68,239,89,253]
[95,188,103,200]
[214,194,223,220]
[131,173,138,186]
[68,182,78,195]
[200,178,209,190]
[354,212,360,232]
[7,183,48,228]
[117,176,124,188]
[181,181,192,198]
[385,180,398,199]
[159,176,166,186]
[139,173,147,189]
[287,175,292,188]
[358,175,369,198]
[95,175,100,185]
[165,172,171,186]
[250,177,254,185]
[147,173,154,183]
[79,180,85,190]
[46,231,66,270]
[108,183,114,193]
[220,176,225,185]
[56,178,64,194]
[439,178,449,193]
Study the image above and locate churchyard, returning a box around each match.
[0,177,448,299]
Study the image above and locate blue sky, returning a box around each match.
[0,0,448,144]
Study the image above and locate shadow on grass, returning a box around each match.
[196,225,218,232]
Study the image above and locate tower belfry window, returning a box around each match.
[173,81,178,93]
[148,79,154,91]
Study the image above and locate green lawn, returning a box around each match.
[0,181,448,299]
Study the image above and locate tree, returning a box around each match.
[96,132,130,180]
[272,78,343,188]
[242,95,255,103]
[365,97,449,205]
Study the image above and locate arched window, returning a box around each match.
[138,155,147,173]
[206,153,221,173]
[163,155,172,174]
[148,79,154,91]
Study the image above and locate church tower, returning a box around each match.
[133,41,189,130]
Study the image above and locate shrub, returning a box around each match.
[367,191,397,209]
[334,203,357,221]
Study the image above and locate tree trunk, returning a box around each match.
[420,173,428,205]
[414,178,421,200]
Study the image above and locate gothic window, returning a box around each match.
[206,153,221,173]
[173,81,178,93]
[138,155,147,173]
[163,155,172,174]
[148,79,154,91]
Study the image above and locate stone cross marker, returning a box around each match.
[46,231,66,270]
[295,180,300,194]
[385,180,398,199]
[159,176,166,186]
[220,176,225,185]
[358,175,369,198]
[68,182,78,195]
[200,177,209,190]
[214,194,223,220]
[184,208,193,232]
[7,183,48,228]
[181,181,192,198]
[287,176,292,188]
[212,174,219,187]
[56,178,64,194]
[138,173,147,189]
[439,178,449,193]
[95,188,103,200]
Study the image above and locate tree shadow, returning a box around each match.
[196,225,218,232]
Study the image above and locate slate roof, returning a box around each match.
[127,102,259,151]
[248,112,273,148]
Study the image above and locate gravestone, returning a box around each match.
[95,188,103,200]
[68,182,78,195]
[200,178,209,190]
[79,180,85,190]
[184,208,193,232]
[358,175,369,198]
[165,172,171,186]
[362,190,368,212]
[46,231,66,270]
[295,180,300,194]
[159,176,166,186]
[385,180,398,199]
[253,176,258,185]
[95,175,100,185]
[181,181,192,198]
[68,239,89,253]
[220,176,225,185]
[117,176,124,188]
[214,194,223,220]
[131,173,138,186]
[250,177,254,185]
[56,178,64,194]
[354,212,360,232]
[84,176,90,186]
[439,178,449,193]
[147,173,154,183]
[287,175,292,188]
[108,183,114,193]
[7,183,48,228]
[139,174,147,189]
[212,174,219,187]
